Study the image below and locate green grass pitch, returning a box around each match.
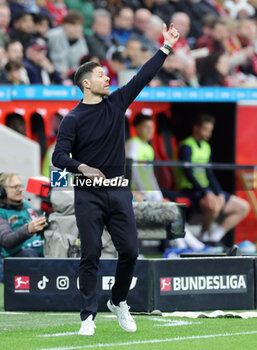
[0,283,257,350]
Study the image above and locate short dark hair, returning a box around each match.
[34,13,51,26]
[5,60,22,72]
[63,10,84,25]
[74,61,101,92]
[5,39,22,51]
[133,113,152,127]
[194,113,215,126]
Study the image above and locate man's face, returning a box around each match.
[15,14,35,34]
[93,16,111,37]
[196,122,214,142]
[125,40,142,66]
[26,46,47,64]
[115,8,134,30]
[0,5,11,29]
[85,67,110,96]
[212,23,227,41]
[8,68,22,83]
[5,175,23,202]
[7,42,23,62]
[64,22,83,40]
[173,14,190,38]
[35,19,49,37]
[136,120,154,142]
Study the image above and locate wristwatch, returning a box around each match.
[162,43,173,53]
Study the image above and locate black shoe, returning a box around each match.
[227,245,240,256]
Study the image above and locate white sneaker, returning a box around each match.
[107,299,137,333]
[78,315,96,336]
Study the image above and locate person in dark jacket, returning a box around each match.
[23,37,62,84]
[52,22,179,336]
[10,11,35,48]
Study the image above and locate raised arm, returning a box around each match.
[109,23,180,111]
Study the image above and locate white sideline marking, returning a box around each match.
[0,312,28,315]
[38,330,257,350]
[38,332,78,338]
[147,317,201,326]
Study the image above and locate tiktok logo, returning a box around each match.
[37,276,49,290]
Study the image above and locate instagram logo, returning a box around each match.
[56,276,69,290]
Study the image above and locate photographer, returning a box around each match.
[0,172,45,259]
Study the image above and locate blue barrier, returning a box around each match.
[1,86,257,102]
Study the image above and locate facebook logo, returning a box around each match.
[102,276,115,290]
[50,168,69,187]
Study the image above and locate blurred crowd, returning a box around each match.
[1,0,257,87]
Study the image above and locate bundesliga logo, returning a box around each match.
[14,276,30,293]
[160,275,247,295]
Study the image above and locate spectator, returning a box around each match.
[0,43,5,69]
[224,0,255,19]
[10,11,35,48]
[154,51,199,87]
[34,13,51,40]
[64,0,94,36]
[146,14,163,50]
[46,0,68,26]
[175,0,220,39]
[195,18,227,54]
[175,113,250,244]
[237,19,257,77]
[0,3,11,47]
[5,39,30,84]
[86,9,118,60]
[124,38,146,69]
[24,37,62,84]
[112,7,134,45]
[0,172,45,258]
[0,60,25,85]
[95,0,124,17]
[153,51,185,86]
[196,17,255,73]
[149,0,177,28]
[47,10,88,76]
[170,12,199,86]
[15,0,46,14]
[197,53,230,86]
[102,49,127,86]
[171,12,191,58]
[130,8,157,52]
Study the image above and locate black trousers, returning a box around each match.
[74,187,138,321]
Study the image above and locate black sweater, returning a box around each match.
[52,49,167,178]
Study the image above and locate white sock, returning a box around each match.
[173,238,187,249]
[208,227,226,242]
[184,227,205,251]
[202,231,211,242]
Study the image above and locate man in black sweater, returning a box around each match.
[52,23,179,336]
